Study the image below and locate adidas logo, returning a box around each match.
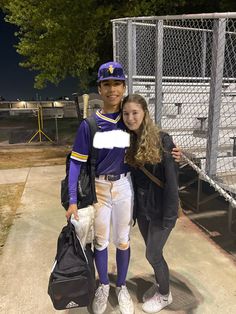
[66,301,79,308]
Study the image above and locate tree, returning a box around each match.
[1,0,235,91]
[1,0,113,90]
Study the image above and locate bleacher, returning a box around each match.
[132,80,236,199]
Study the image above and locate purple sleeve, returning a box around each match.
[71,120,91,162]
[68,158,81,205]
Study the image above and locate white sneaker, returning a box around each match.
[142,291,172,313]
[142,283,159,302]
[92,284,110,314]
[116,285,134,314]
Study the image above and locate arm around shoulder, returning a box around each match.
[161,133,179,228]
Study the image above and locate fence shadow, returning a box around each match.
[68,269,202,313]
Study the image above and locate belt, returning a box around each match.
[96,173,129,182]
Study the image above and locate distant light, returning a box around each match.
[64,97,69,100]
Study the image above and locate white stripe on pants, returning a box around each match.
[93,173,134,251]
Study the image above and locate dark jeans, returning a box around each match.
[137,215,172,295]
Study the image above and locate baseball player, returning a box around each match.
[66,61,134,314]
[66,61,181,314]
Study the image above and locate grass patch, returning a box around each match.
[0,183,25,254]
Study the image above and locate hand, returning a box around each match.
[65,203,78,221]
[171,146,182,163]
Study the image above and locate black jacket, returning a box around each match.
[131,132,179,229]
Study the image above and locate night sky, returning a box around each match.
[0,12,78,101]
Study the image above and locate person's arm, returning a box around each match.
[65,159,81,220]
[65,120,91,220]
[162,134,179,228]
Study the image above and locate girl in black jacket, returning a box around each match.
[122,94,179,314]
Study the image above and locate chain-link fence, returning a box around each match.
[0,97,102,144]
[112,13,236,210]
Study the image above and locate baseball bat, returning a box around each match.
[82,94,89,118]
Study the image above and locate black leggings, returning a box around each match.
[137,215,172,295]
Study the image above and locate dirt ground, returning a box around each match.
[0,144,71,254]
[0,144,71,169]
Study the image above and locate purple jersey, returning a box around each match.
[71,110,129,175]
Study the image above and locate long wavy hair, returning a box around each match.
[122,94,163,167]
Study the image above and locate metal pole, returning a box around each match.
[127,20,133,94]
[182,153,236,208]
[38,106,42,142]
[55,116,58,142]
[230,137,236,156]
[40,105,43,130]
[133,23,137,77]
[201,31,207,77]
[205,18,226,177]
[154,20,164,126]
[112,22,117,61]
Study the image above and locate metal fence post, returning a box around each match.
[55,115,59,142]
[201,31,207,77]
[127,20,134,94]
[112,22,117,61]
[155,20,164,126]
[205,18,226,177]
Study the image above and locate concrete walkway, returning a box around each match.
[0,167,30,185]
[0,166,236,314]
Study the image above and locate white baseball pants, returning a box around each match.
[93,173,134,251]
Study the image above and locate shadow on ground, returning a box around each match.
[69,271,201,314]
[179,165,236,260]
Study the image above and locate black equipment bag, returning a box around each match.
[61,116,98,210]
[48,220,95,310]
